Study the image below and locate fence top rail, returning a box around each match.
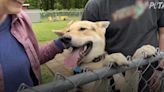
[18,50,164,92]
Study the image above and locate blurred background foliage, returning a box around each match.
[25,0,88,10]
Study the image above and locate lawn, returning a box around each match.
[33,16,80,43]
[32,20,68,83]
[32,21,68,43]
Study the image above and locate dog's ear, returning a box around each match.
[67,20,74,26]
[96,21,110,30]
[52,21,74,37]
[52,30,64,37]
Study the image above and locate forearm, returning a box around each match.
[39,40,63,64]
[159,27,164,50]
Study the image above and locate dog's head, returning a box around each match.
[55,21,110,68]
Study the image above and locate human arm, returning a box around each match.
[149,9,164,92]
[20,10,66,64]
[38,39,65,64]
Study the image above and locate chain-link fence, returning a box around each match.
[41,10,82,21]
[18,49,164,92]
[25,9,82,22]
[41,10,83,17]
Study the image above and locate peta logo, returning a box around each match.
[149,2,164,9]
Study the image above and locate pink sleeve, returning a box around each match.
[39,41,62,64]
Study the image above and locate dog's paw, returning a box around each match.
[133,45,156,59]
[104,53,129,66]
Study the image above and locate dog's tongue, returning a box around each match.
[64,48,81,68]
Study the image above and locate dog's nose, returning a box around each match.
[61,36,72,43]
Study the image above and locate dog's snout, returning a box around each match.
[61,36,72,43]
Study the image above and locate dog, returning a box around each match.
[52,21,157,92]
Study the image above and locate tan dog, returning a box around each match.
[52,21,157,92]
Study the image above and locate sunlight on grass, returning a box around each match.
[32,21,68,42]
[41,65,54,83]
[32,17,80,43]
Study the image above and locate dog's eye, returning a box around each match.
[67,30,70,32]
[91,27,96,31]
[79,27,86,31]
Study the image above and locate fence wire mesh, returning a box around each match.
[18,49,164,92]
[40,10,83,20]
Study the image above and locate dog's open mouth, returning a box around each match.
[64,41,93,68]
[73,41,93,57]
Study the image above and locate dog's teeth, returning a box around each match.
[84,46,87,51]
[80,52,83,56]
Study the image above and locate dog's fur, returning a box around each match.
[52,21,157,92]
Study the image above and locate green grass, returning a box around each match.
[41,65,54,83]
[32,16,80,43]
[32,21,68,42]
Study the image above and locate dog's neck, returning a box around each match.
[74,53,106,74]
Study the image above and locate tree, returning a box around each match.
[40,0,55,10]
[25,0,89,10]
[25,0,40,9]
